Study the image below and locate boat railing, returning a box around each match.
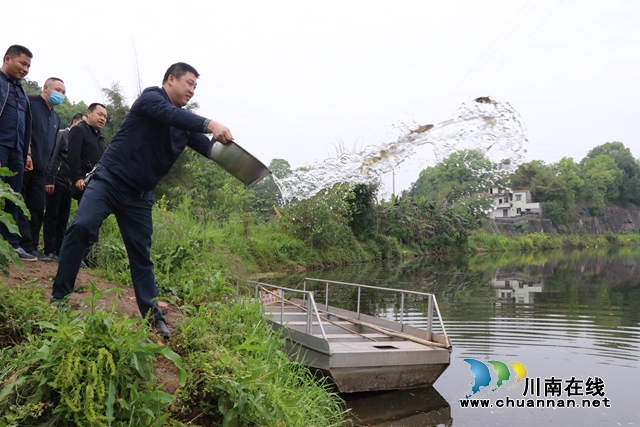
[250,281,328,341]
[301,277,449,344]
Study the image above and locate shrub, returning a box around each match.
[0,284,185,427]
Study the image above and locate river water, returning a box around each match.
[263,247,640,426]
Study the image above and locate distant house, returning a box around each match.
[482,187,542,218]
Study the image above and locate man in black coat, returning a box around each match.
[42,112,86,259]
[18,77,66,261]
[67,103,107,203]
[52,62,234,340]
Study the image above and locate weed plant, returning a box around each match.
[0,283,185,427]
[171,272,349,427]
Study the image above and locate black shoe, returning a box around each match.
[44,252,60,261]
[152,320,171,340]
[15,247,37,262]
[29,250,54,262]
[80,260,88,269]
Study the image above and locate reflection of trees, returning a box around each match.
[268,247,640,327]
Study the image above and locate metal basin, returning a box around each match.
[208,140,271,186]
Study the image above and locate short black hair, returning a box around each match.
[72,113,85,122]
[45,77,64,86]
[162,62,199,84]
[4,45,33,59]
[88,103,106,112]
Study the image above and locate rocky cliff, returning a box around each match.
[495,201,640,235]
[571,201,640,234]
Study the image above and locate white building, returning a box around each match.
[483,187,542,219]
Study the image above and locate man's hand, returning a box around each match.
[75,179,85,191]
[24,155,33,172]
[45,184,55,195]
[206,120,234,144]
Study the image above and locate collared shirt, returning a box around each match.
[0,70,28,151]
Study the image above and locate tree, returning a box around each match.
[101,83,130,144]
[584,142,640,203]
[580,155,625,215]
[409,149,501,201]
[55,99,89,128]
[554,157,583,206]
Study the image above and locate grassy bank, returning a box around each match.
[468,230,640,253]
[0,275,348,426]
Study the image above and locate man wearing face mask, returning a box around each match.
[17,77,65,261]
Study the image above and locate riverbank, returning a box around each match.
[467,230,640,253]
[0,262,349,426]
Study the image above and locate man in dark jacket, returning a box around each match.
[67,103,107,203]
[52,62,234,339]
[42,113,86,259]
[0,45,34,261]
[18,77,66,261]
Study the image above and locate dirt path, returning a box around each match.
[2,260,183,394]
[2,260,181,324]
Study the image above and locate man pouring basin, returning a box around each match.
[51,62,234,339]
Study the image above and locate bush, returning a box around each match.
[0,284,185,427]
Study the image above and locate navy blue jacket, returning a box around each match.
[28,94,60,172]
[100,86,213,192]
[0,71,32,158]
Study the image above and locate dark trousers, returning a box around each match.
[43,183,72,254]
[52,167,164,322]
[0,145,25,248]
[18,169,46,252]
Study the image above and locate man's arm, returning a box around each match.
[67,126,85,188]
[45,130,67,189]
[135,89,233,143]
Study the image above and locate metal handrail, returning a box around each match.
[250,281,327,341]
[301,277,450,345]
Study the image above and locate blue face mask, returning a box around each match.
[49,91,65,106]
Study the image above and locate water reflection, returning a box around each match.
[263,247,640,426]
[343,386,451,427]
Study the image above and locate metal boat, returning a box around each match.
[251,278,452,393]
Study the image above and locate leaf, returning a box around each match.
[132,352,151,381]
[150,413,170,427]
[106,380,115,426]
[219,353,234,366]
[160,346,187,387]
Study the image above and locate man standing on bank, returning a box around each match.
[0,45,34,260]
[18,77,66,261]
[67,103,107,204]
[51,62,234,339]
[42,112,86,259]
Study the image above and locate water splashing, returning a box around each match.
[275,98,528,203]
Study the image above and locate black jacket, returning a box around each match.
[99,86,212,193]
[28,94,60,172]
[67,120,106,185]
[45,127,71,187]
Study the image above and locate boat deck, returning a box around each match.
[256,280,452,392]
